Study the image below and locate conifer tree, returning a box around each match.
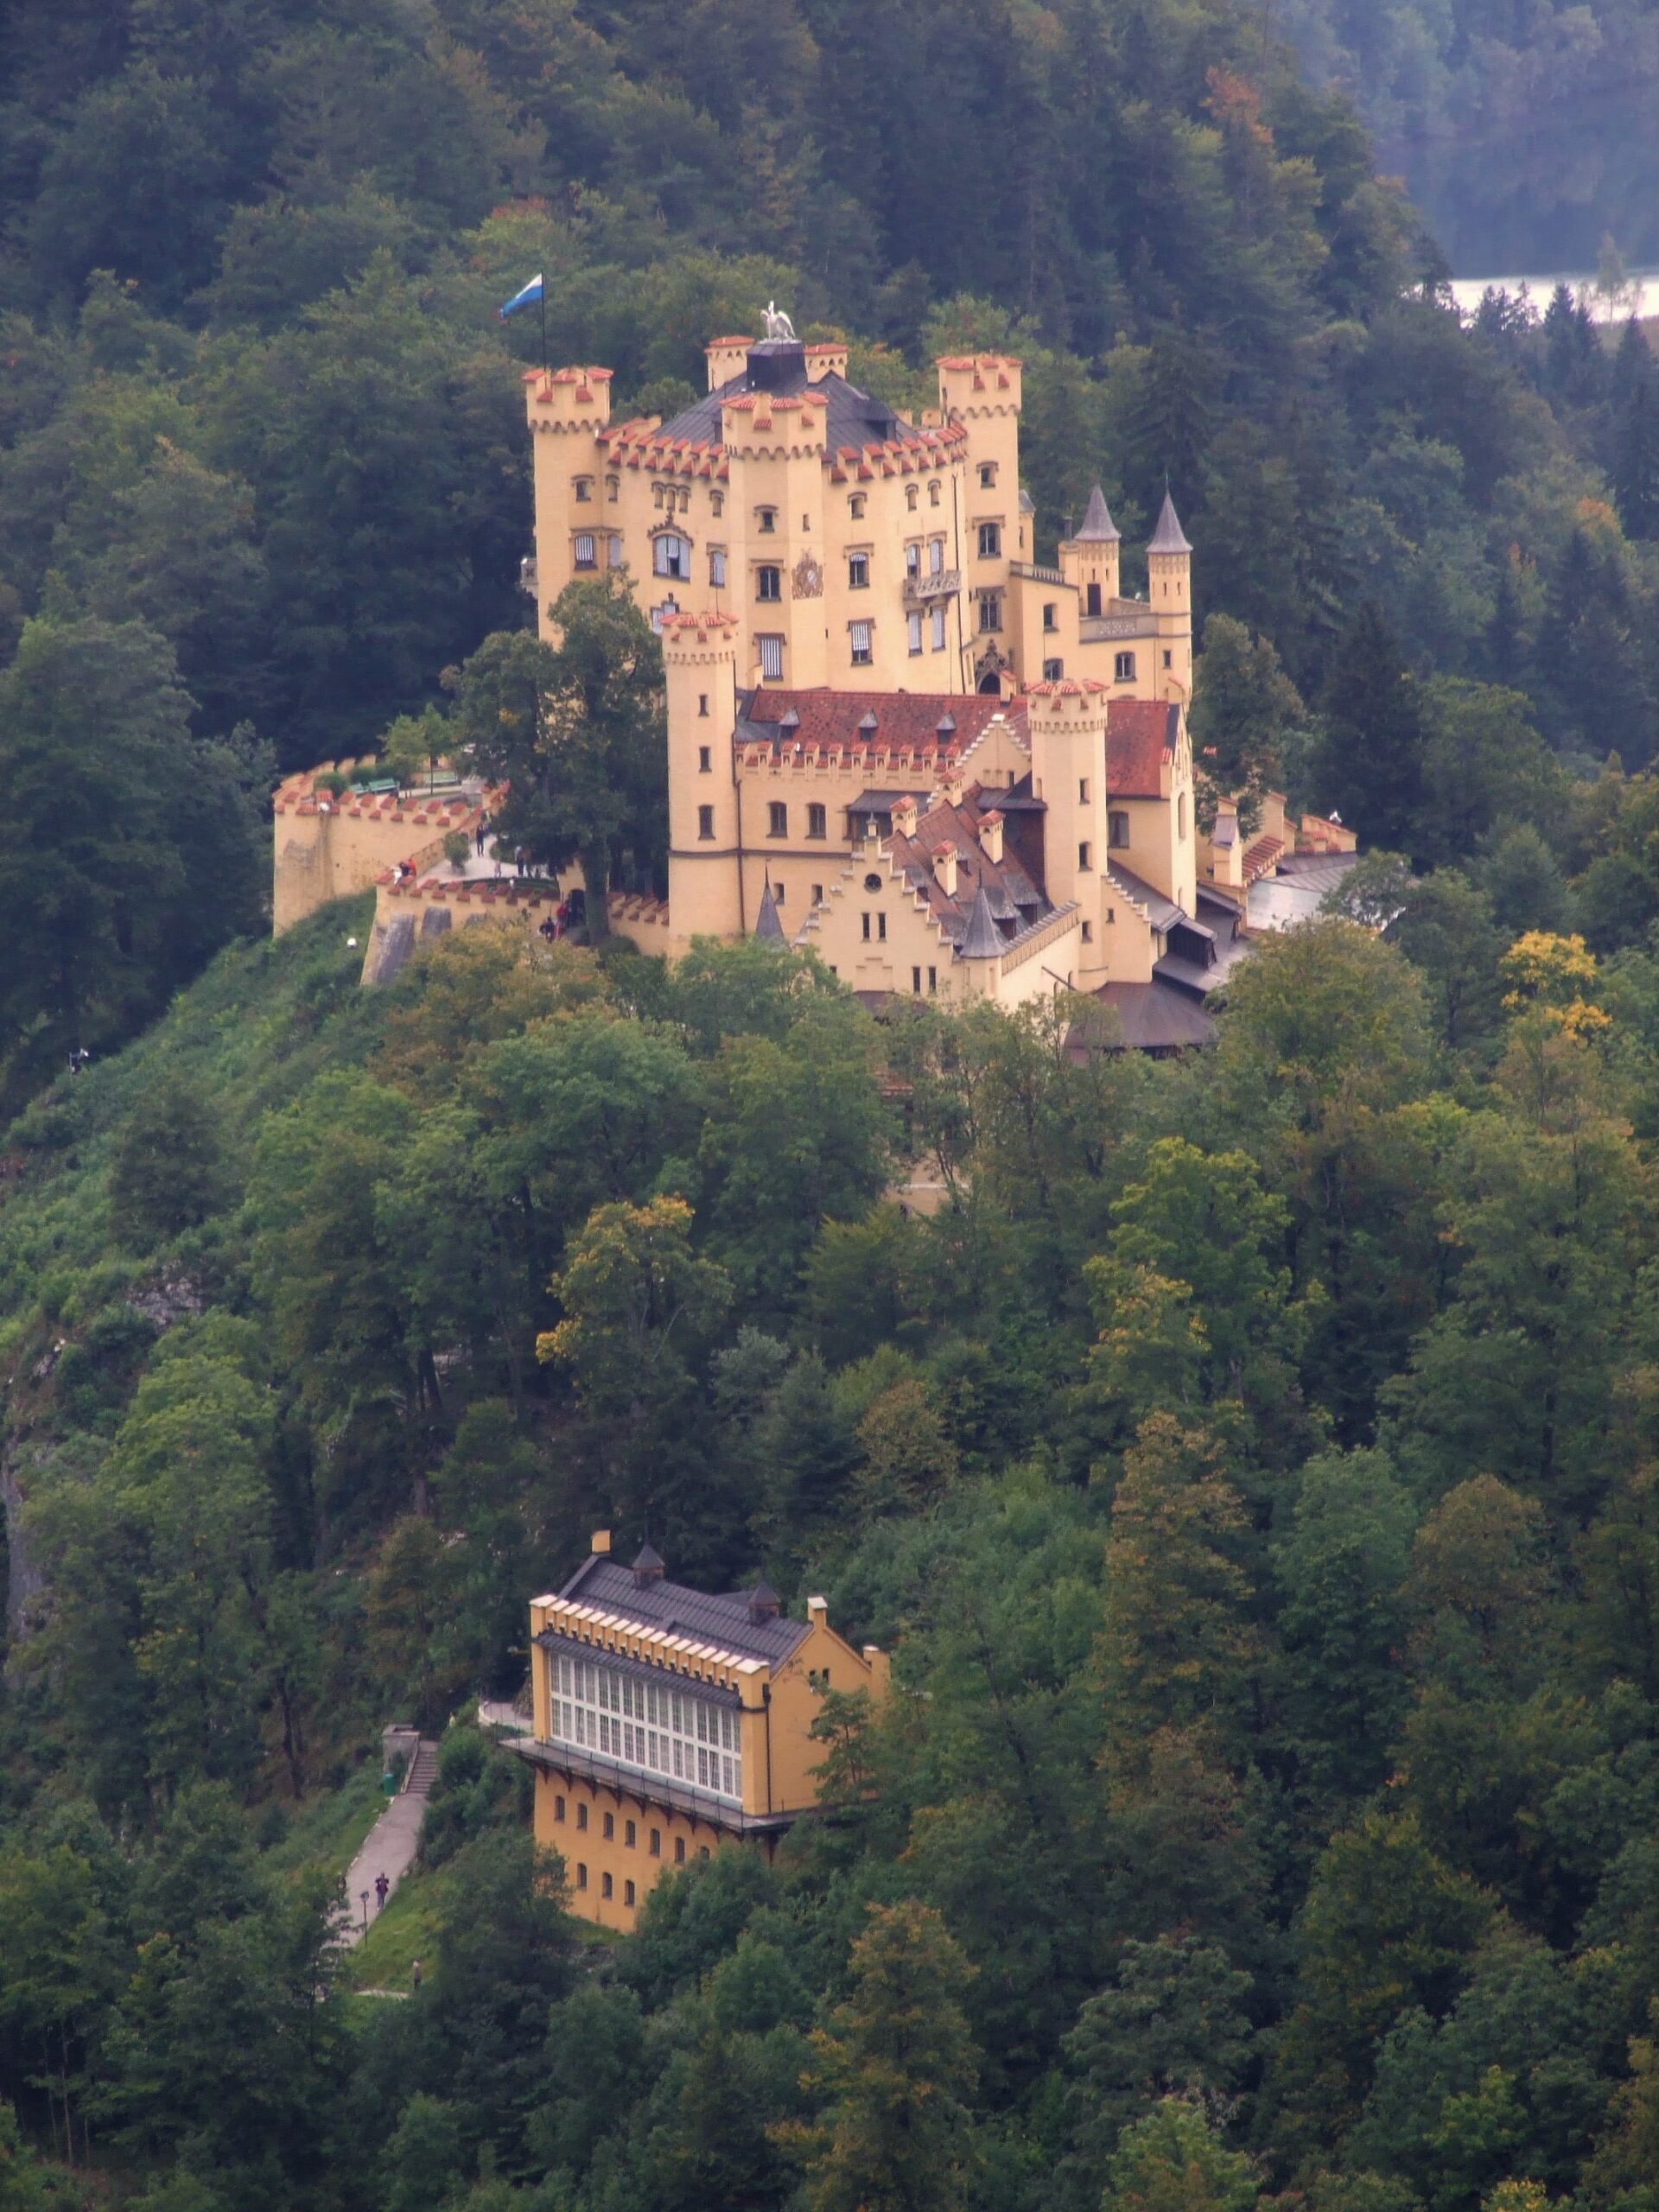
[1313,603,1427,858]
[1611,319,1659,541]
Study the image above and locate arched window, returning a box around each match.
[906,484,919,511]
[1178,792,1188,839]
[573,532,596,569]
[929,480,942,507]
[711,491,723,516]
[573,476,593,503]
[653,532,689,579]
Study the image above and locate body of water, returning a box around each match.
[1447,270,1659,323]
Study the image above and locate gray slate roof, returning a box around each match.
[557,1554,810,1665]
[1073,484,1122,542]
[1147,490,1193,554]
[1105,860,1186,934]
[957,887,1006,959]
[653,343,921,454]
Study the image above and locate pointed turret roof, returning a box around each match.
[1074,483,1121,543]
[957,887,1004,960]
[755,881,785,941]
[1147,489,1192,554]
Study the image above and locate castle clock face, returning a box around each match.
[792,555,823,600]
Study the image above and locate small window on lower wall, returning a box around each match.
[1109,810,1130,848]
[698,1847,711,1861]
[601,1872,613,1899]
[1082,919,1094,944]
[603,1812,614,1840]
[554,1795,566,1821]
[576,1803,588,1830]
[675,1837,687,1865]
[650,1828,662,1857]
[625,1879,636,1907]
[576,1862,588,1889]
[625,1820,637,1847]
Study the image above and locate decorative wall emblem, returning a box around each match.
[791,555,823,600]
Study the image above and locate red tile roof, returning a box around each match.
[739,689,1013,755]
[1106,700,1179,798]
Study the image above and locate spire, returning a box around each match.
[748,1575,780,1624]
[1147,488,1192,554]
[1074,483,1121,543]
[631,1540,664,1587]
[957,887,1004,960]
[755,880,785,941]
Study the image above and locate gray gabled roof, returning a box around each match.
[957,887,1005,959]
[557,1554,811,1664]
[1074,484,1121,543]
[1147,489,1192,554]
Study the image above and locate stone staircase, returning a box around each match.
[405,1738,439,1795]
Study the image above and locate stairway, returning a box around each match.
[405,1738,439,1795]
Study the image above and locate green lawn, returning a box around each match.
[266,1756,391,1889]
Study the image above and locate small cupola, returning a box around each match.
[632,1541,665,1588]
[748,1576,781,1624]
[935,712,957,741]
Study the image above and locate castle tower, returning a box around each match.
[936,353,1023,684]
[720,349,830,690]
[663,612,743,940]
[524,365,614,640]
[1027,677,1111,988]
[1147,489,1193,699]
[1058,484,1122,615]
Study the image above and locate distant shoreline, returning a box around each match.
[1447,270,1658,323]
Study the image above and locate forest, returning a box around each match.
[3,2,1659,2210]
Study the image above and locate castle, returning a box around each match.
[274,322,1355,1036]
[513,1532,889,1930]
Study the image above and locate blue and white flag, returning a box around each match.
[499,274,544,320]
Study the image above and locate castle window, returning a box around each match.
[812,883,823,905]
[1078,841,1092,870]
[650,1828,662,1856]
[675,1838,686,1864]
[1079,779,1090,803]
[709,547,727,587]
[1082,919,1093,944]
[774,881,784,905]
[608,533,625,568]
[653,533,689,579]
[699,693,709,718]
[1086,582,1102,616]
[849,493,866,518]
[554,1795,566,1821]
[698,744,711,770]
[864,873,884,892]
[907,612,923,655]
[979,462,997,488]
[928,966,938,993]
[807,803,827,839]
[977,592,1002,633]
[1164,649,1173,669]
[929,480,941,506]
[1043,602,1057,632]
[849,621,873,665]
[977,521,1001,558]
[756,507,777,533]
[712,491,723,516]
[601,1872,613,1899]
[603,1812,614,1840]
[1178,793,1188,838]
[912,966,922,995]
[757,565,781,601]
[653,484,664,509]
[928,537,944,575]
[1114,650,1136,682]
[625,1879,636,1906]
[576,1802,588,1830]
[879,912,887,940]
[931,607,946,651]
[574,532,596,570]
[861,912,870,941]
[906,543,921,577]
[769,802,787,837]
[1109,810,1130,848]
[699,1847,710,1861]
[649,597,678,633]
[574,476,593,503]
[625,1820,636,1847]
[1043,658,1063,680]
[906,484,919,511]
[758,634,784,680]
[698,805,715,840]
[606,474,619,500]
[848,553,869,589]
[576,1862,588,1888]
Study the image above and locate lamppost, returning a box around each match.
[360,1890,371,1939]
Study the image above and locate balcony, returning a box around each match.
[902,569,961,606]
[1009,560,1065,585]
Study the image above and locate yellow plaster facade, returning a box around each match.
[518,1535,890,1933]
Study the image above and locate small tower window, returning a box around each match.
[807,803,827,838]
[712,491,723,516]
[757,564,781,601]
[606,474,620,499]
[768,801,788,837]
[1109,810,1130,848]
[1043,602,1057,632]
[756,507,777,533]
[625,1820,636,1847]
[574,476,593,503]
[929,480,941,507]
[1043,658,1063,680]
[979,461,997,488]
[1078,842,1092,870]
[603,1812,614,1840]
[849,493,866,518]
[697,805,715,840]
[709,547,727,587]
[1086,582,1102,616]
[601,1872,613,1899]
[576,1803,588,1830]
[977,521,1001,558]
[928,537,945,575]
[650,1828,662,1856]
[652,484,665,510]
[576,1861,588,1888]
[907,611,924,655]
[906,484,919,512]
[624,1879,636,1906]
[906,543,921,577]
[1078,778,1090,803]
[698,744,711,771]
[977,592,1002,633]
[675,1837,686,1865]
[758,634,784,680]
[848,553,869,589]
[1114,650,1136,682]
[849,620,873,666]
[931,607,946,651]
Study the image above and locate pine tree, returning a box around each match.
[1313,602,1427,858]
[1611,319,1659,540]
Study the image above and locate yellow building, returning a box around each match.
[516,1533,890,1932]
[524,330,1192,703]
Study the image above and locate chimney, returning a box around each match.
[807,1595,828,1628]
[631,1541,664,1587]
[980,808,1004,864]
[892,794,918,839]
[934,841,959,895]
[590,1529,612,1556]
[943,768,964,807]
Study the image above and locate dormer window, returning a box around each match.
[849,493,866,518]
[757,507,777,533]
[574,476,593,503]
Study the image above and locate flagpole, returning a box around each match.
[539,285,547,373]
